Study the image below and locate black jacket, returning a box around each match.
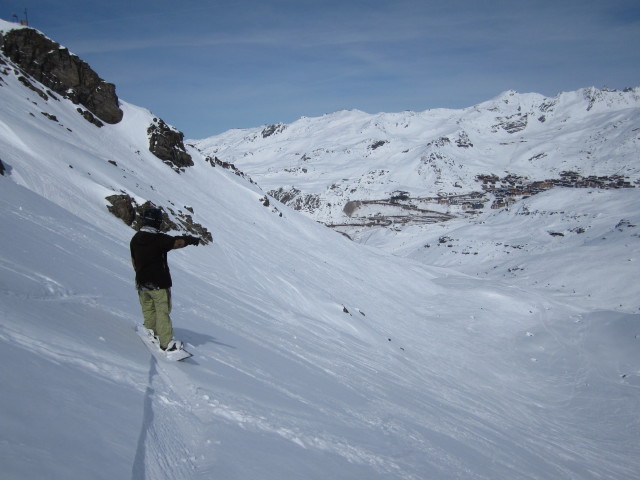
[130,229,179,290]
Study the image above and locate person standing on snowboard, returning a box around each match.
[130,208,200,351]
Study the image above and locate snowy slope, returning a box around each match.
[1,20,640,480]
[361,186,640,316]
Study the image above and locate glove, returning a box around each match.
[185,236,200,246]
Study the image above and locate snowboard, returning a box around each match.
[136,325,193,362]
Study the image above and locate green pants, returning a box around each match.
[138,288,173,349]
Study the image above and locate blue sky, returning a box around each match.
[2,0,639,138]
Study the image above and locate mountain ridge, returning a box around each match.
[195,86,639,240]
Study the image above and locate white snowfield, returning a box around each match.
[1,20,639,480]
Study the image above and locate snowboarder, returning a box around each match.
[130,208,200,351]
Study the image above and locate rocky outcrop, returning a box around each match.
[1,27,123,124]
[369,140,388,150]
[455,131,473,148]
[203,155,256,184]
[493,113,528,134]
[105,193,213,243]
[147,118,193,172]
[269,186,321,212]
[105,194,136,226]
[261,123,286,138]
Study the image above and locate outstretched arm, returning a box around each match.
[172,236,200,249]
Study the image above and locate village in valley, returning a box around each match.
[476,170,636,209]
[329,170,637,236]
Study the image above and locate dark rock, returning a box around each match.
[269,186,321,212]
[175,212,213,243]
[494,114,528,134]
[105,194,136,226]
[428,137,451,148]
[77,108,104,128]
[17,75,47,100]
[1,28,123,124]
[40,111,58,122]
[105,194,213,244]
[147,118,193,172]
[456,131,473,148]
[369,140,388,150]
[261,123,286,138]
[615,219,636,231]
[205,156,255,183]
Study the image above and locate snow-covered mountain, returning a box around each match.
[195,83,640,319]
[195,87,640,240]
[1,19,639,480]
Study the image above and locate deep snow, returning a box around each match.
[1,19,639,480]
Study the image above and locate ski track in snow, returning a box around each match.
[130,283,640,480]
[132,355,199,480]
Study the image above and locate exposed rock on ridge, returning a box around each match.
[269,186,321,213]
[0,27,123,124]
[147,118,193,172]
[105,193,213,244]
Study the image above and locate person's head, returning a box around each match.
[141,208,163,230]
